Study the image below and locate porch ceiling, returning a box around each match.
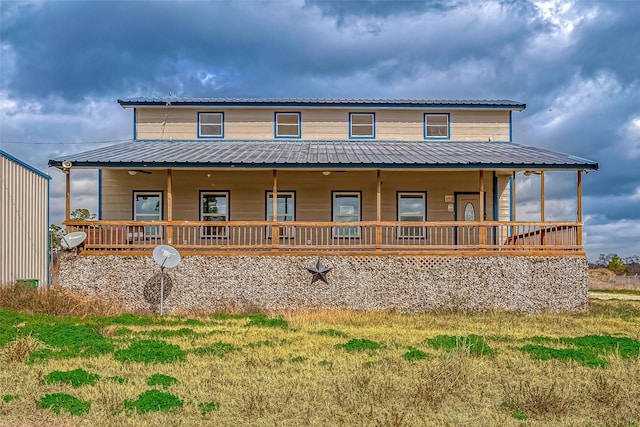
[48,140,598,171]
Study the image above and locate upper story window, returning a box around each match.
[275,112,301,138]
[198,112,224,138]
[424,113,450,139]
[349,113,375,138]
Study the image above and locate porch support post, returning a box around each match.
[376,169,382,251]
[540,171,545,222]
[540,171,545,246]
[479,170,486,245]
[577,170,583,247]
[65,169,71,222]
[272,169,279,250]
[511,171,516,222]
[167,169,173,244]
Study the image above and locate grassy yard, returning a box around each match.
[0,287,639,426]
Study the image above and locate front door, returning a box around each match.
[456,194,481,246]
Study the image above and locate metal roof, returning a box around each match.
[1,149,51,180]
[118,98,526,110]
[49,141,598,171]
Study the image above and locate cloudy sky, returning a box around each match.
[1,0,639,260]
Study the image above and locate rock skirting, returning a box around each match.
[58,255,588,313]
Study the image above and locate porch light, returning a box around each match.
[322,171,331,176]
[128,170,151,176]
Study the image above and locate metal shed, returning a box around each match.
[0,150,50,286]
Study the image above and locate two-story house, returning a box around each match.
[49,98,598,313]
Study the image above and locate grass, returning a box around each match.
[44,368,100,388]
[193,341,242,357]
[114,339,187,363]
[147,373,179,388]
[1,291,640,425]
[520,334,640,367]
[38,393,91,416]
[336,338,382,352]
[590,288,640,296]
[123,389,183,414]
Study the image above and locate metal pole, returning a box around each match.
[160,266,164,316]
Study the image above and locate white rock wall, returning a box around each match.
[58,255,588,313]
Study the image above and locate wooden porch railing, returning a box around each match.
[63,220,583,254]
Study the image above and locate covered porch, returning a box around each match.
[52,140,597,256]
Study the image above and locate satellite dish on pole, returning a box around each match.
[59,231,87,250]
[152,245,181,315]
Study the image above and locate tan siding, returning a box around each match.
[1,154,49,285]
[101,169,498,223]
[450,110,510,141]
[497,174,512,221]
[135,107,511,142]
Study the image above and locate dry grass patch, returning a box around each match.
[0,301,639,425]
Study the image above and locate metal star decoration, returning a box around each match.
[307,258,332,284]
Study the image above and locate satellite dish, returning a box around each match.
[152,245,181,316]
[153,245,181,268]
[60,231,87,250]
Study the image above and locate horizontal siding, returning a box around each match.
[498,174,511,221]
[0,155,49,285]
[102,170,496,223]
[135,108,511,142]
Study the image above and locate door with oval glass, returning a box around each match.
[455,193,484,246]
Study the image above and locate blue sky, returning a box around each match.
[1,0,639,260]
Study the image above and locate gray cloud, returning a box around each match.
[1,0,639,259]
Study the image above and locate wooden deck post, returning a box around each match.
[65,169,71,222]
[540,171,545,246]
[511,171,516,222]
[272,169,279,250]
[376,170,382,251]
[167,169,173,244]
[479,170,486,245]
[577,170,583,246]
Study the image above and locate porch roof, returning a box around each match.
[49,140,599,171]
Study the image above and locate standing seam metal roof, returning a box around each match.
[117,98,526,109]
[48,140,599,170]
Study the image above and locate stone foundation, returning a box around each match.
[58,255,589,313]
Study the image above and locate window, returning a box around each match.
[200,191,229,237]
[332,192,361,238]
[464,202,475,221]
[397,192,426,238]
[133,191,163,239]
[198,112,224,138]
[349,113,375,138]
[266,191,295,238]
[275,112,301,138]
[424,113,449,139]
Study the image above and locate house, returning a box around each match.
[49,98,598,312]
[1,149,50,286]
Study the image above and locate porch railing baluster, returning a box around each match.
[61,220,583,254]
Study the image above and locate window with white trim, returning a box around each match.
[397,192,426,238]
[424,113,449,139]
[198,112,224,138]
[275,112,301,138]
[201,191,228,237]
[332,192,361,238]
[133,191,163,239]
[349,113,375,138]
[266,191,295,238]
